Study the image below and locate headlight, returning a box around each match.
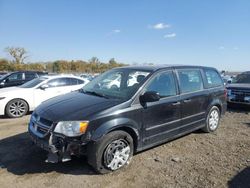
[0,97,5,100]
[54,121,89,137]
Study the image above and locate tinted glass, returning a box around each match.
[146,71,177,98]
[8,73,23,81]
[77,79,84,84]
[0,73,11,80]
[47,78,71,87]
[178,69,203,93]
[25,72,37,80]
[70,78,84,85]
[204,69,223,87]
[234,73,250,83]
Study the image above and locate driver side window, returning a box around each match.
[145,71,177,98]
[8,73,24,82]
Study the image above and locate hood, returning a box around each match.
[35,91,123,122]
[227,83,250,90]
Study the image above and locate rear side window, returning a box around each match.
[47,78,71,87]
[178,69,203,93]
[70,78,84,85]
[204,69,223,87]
[145,71,177,98]
[25,73,37,80]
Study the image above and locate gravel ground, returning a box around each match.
[0,107,250,188]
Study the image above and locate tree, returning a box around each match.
[89,57,100,64]
[89,57,101,73]
[0,58,10,71]
[5,47,28,64]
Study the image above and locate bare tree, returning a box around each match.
[89,57,100,64]
[5,47,28,64]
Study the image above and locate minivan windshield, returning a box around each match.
[20,77,48,88]
[233,73,250,84]
[0,73,11,81]
[82,68,151,100]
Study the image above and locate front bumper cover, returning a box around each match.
[29,126,88,163]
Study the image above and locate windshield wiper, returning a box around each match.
[81,89,109,99]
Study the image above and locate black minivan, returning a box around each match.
[0,71,48,88]
[29,65,227,173]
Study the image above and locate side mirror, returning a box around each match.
[40,84,49,90]
[140,91,160,103]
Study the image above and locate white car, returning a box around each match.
[0,75,89,118]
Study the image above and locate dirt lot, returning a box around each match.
[0,107,250,188]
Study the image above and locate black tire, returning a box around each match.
[202,106,220,133]
[5,99,29,118]
[87,130,134,174]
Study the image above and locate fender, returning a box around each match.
[207,98,223,115]
[91,117,140,142]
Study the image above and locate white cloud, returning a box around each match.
[112,29,121,33]
[233,46,239,50]
[150,23,171,30]
[218,46,225,50]
[164,33,176,38]
[106,29,121,36]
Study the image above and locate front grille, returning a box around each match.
[31,113,53,137]
[230,89,250,103]
[231,89,250,96]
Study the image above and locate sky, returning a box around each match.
[0,0,250,71]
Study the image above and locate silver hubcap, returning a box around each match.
[209,110,219,130]
[9,101,26,117]
[104,139,130,171]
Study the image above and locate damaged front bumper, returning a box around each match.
[28,121,88,163]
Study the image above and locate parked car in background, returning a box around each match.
[0,71,48,88]
[80,73,95,81]
[227,71,250,105]
[0,75,88,118]
[29,65,226,174]
[222,75,233,85]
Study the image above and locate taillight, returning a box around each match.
[224,89,227,99]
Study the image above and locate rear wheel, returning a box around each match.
[5,99,28,118]
[202,106,220,133]
[87,130,134,174]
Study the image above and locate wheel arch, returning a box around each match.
[207,99,223,116]
[107,126,139,152]
[90,118,140,152]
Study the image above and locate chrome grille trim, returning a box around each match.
[29,113,53,138]
[231,89,250,96]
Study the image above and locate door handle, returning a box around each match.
[172,101,181,106]
[183,99,192,103]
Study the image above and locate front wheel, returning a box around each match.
[87,130,134,174]
[202,106,220,133]
[5,99,28,118]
